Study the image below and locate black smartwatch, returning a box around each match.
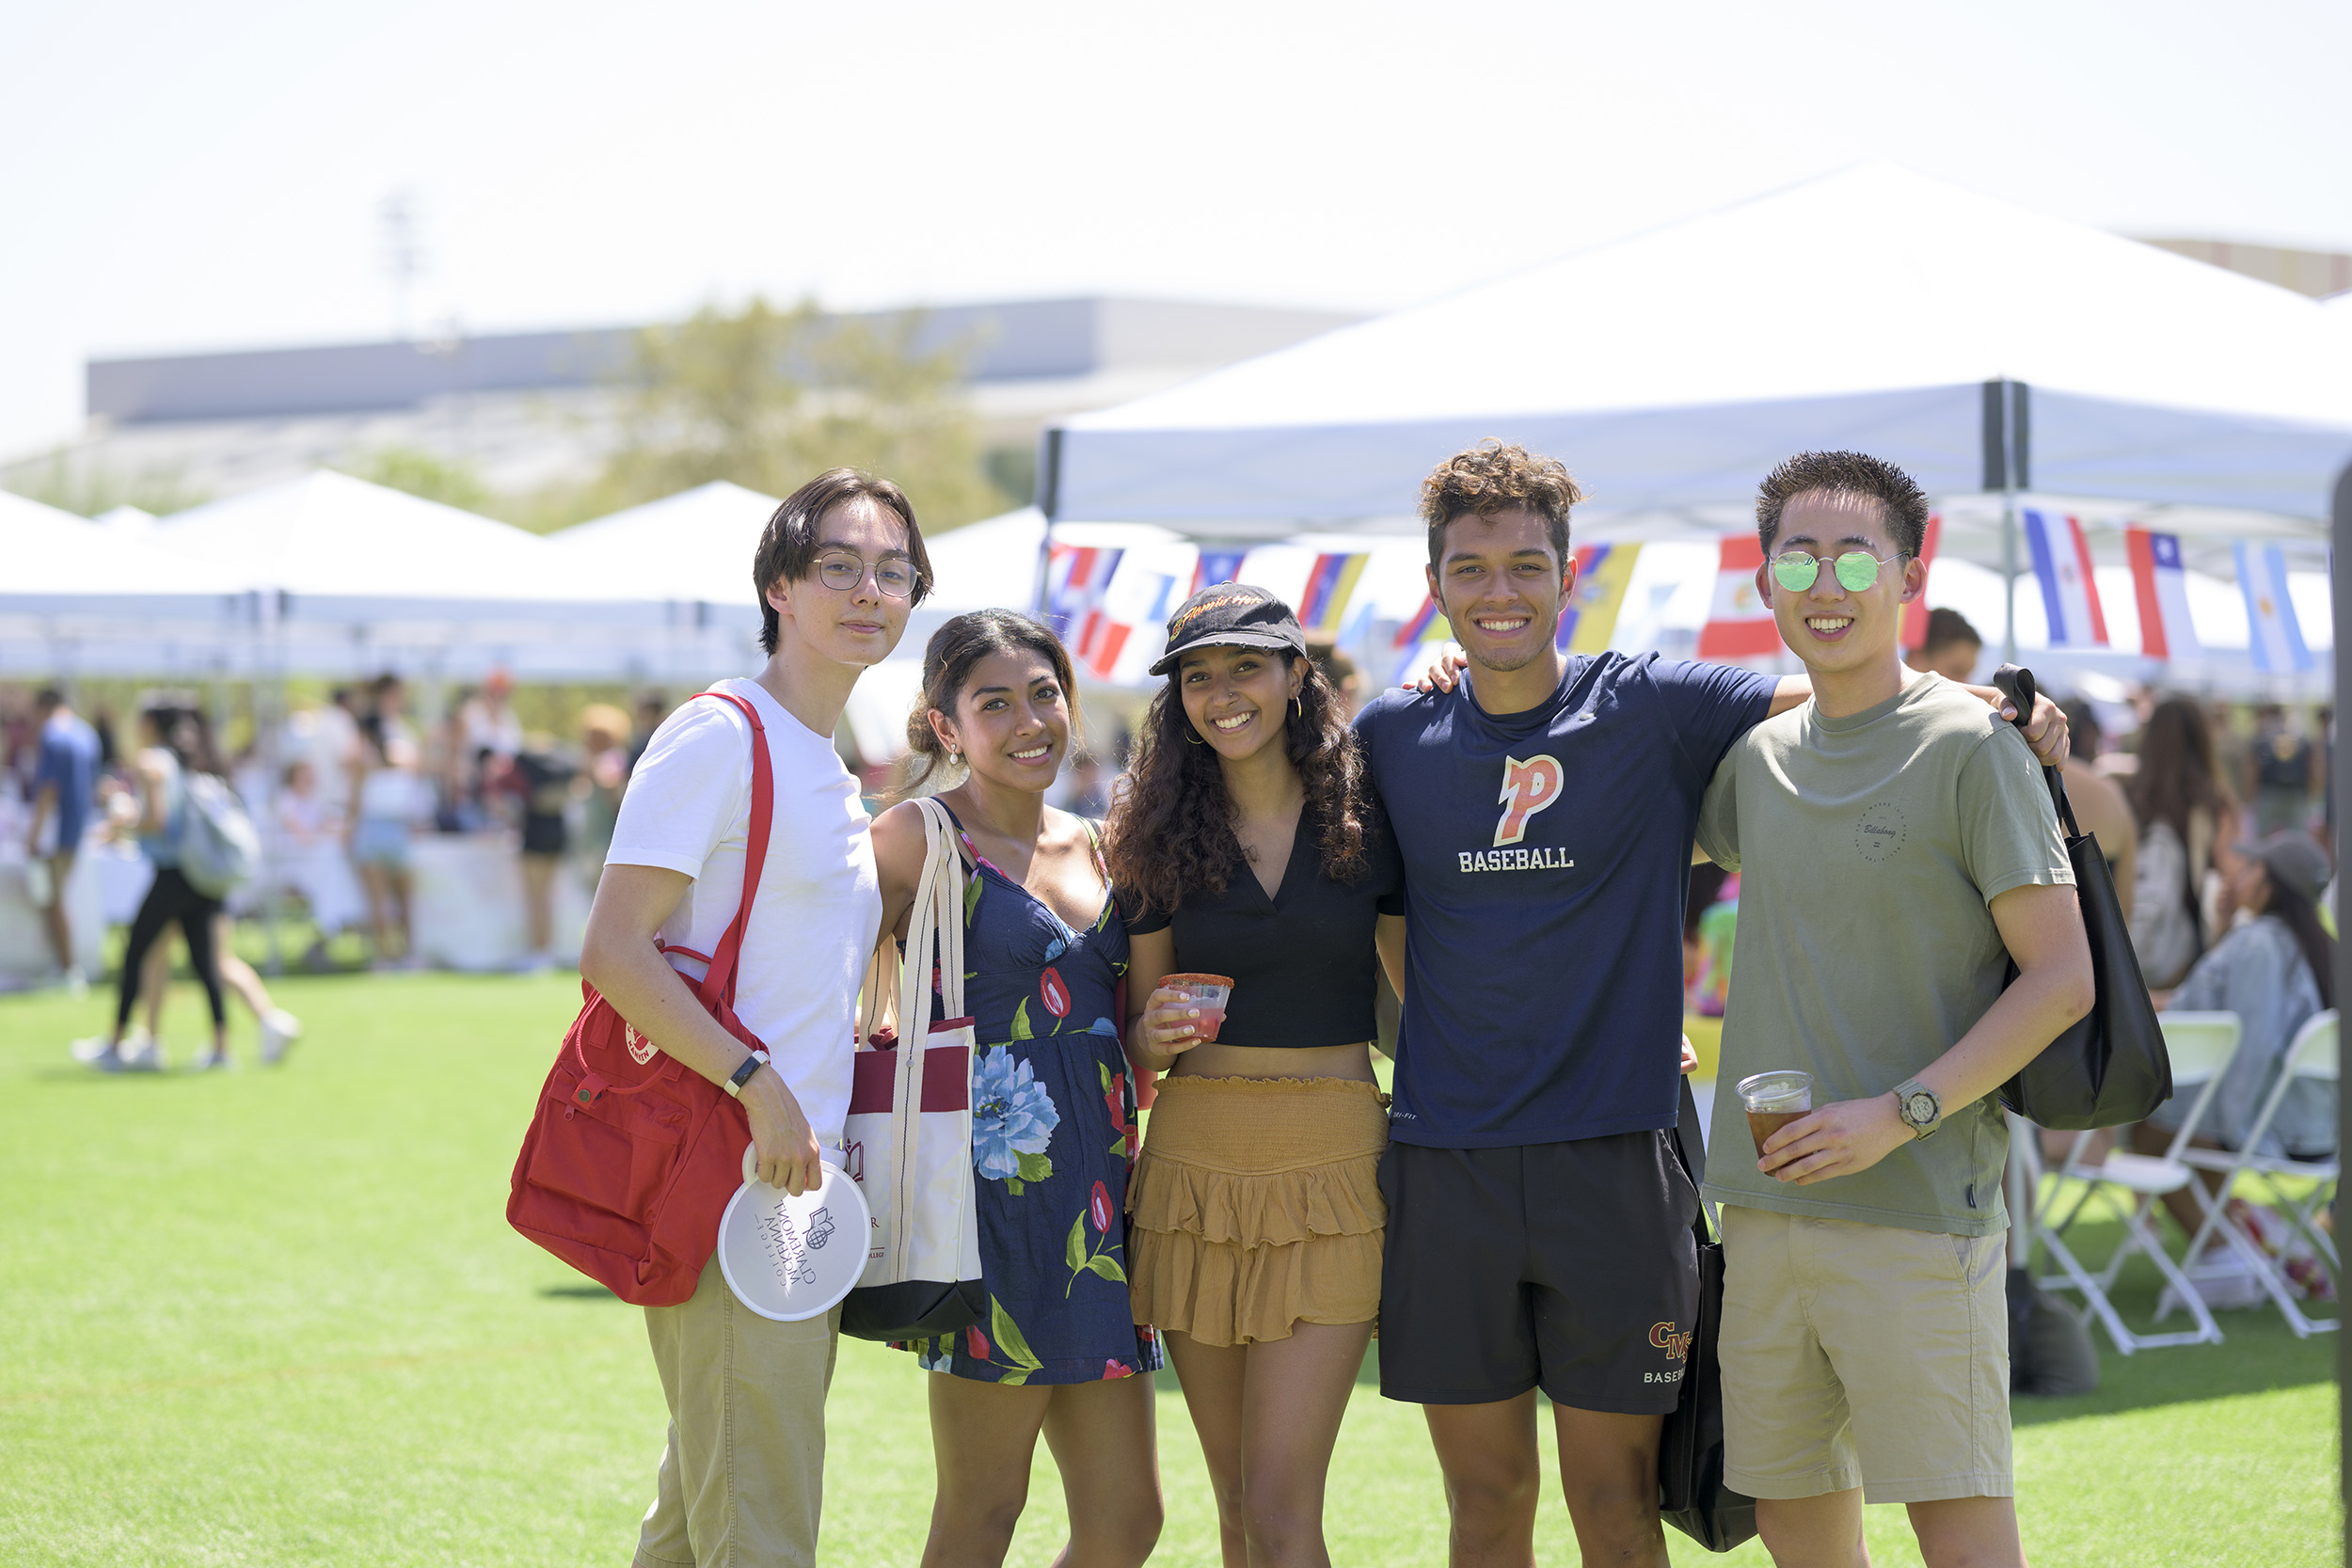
[724,1050,771,1099]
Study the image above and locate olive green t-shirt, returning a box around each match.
[1693,673,2073,1236]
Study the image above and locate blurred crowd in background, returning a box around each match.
[0,615,2331,1121]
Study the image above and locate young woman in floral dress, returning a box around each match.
[869,610,1163,1568]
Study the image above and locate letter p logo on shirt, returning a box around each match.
[1495,754,1564,847]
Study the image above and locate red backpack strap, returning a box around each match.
[688,689,774,1013]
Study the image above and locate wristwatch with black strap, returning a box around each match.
[1891,1077,1942,1139]
[724,1049,771,1099]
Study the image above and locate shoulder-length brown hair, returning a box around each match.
[1102,650,1373,919]
[2127,696,2234,843]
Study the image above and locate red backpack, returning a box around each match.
[507,689,773,1306]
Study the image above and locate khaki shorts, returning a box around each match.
[1718,1205,2012,1506]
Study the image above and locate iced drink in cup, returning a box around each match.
[1736,1070,1813,1158]
[1160,974,1234,1044]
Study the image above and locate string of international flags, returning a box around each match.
[1046,512,2320,689]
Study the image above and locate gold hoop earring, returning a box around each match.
[1184,731,1206,746]
[1293,696,1303,719]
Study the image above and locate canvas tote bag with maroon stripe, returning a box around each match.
[838,796,986,1340]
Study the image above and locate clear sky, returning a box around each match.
[4,0,2346,461]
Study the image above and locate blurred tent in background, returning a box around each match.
[1041,161,2352,701]
[1047,162,2352,530]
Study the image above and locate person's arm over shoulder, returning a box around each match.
[1645,656,1777,790]
[1955,724,2074,903]
[605,696,751,880]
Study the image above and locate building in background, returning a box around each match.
[2136,238,2352,299]
[11,297,1358,512]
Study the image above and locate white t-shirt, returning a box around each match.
[604,677,879,1147]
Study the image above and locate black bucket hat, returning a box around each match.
[1148,583,1308,677]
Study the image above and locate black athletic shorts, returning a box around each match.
[1376,1132,1699,1414]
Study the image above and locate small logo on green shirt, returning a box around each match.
[1855,801,1907,863]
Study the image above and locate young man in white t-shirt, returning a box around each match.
[583,467,932,1568]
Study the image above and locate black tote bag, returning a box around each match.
[1658,1078,1758,1553]
[1989,666,2174,1130]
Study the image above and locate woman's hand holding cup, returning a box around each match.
[1143,985,1210,1053]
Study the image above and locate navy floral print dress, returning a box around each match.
[907,815,1162,1386]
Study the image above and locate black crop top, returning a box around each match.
[1123,815,1406,1049]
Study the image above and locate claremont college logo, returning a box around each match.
[1494,754,1564,847]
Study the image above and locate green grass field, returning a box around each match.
[0,972,2338,1566]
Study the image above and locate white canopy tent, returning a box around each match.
[0,490,263,678]
[99,470,696,681]
[551,480,781,618]
[0,490,246,618]
[1050,163,2352,531]
[161,470,663,626]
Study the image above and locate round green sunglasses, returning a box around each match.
[1770,549,1906,594]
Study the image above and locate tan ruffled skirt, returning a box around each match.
[1126,1074,1389,1347]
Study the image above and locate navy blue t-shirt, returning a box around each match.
[1355,653,1775,1148]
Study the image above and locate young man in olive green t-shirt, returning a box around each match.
[1694,452,2093,1568]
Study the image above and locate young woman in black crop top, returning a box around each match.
[1102,585,1405,1568]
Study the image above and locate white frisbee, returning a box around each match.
[716,1145,872,1323]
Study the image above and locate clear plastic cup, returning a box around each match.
[1160,973,1234,1044]
[1736,1069,1813,1158]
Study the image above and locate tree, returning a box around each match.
[341,448,495,513]
[1,451,208,516]
[580,296,1012,531]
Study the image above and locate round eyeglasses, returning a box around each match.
[1770,549,1905,594]
[814,551,919,598]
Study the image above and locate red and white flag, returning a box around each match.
[2023,509,2109,648]
[1697,536,1778,660]
[2124,527,2199,660]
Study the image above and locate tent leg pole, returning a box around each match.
[2000,485,2018,664]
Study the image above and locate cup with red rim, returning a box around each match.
[1159,973,1234,1044]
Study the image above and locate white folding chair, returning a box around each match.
[2028,1012,2242,1354]
[2174,1010,2339,1338]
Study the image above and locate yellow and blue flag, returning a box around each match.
[1557,543,1641,653]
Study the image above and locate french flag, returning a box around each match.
[2125,528,2200,660]
[1697,535,1779,660]
[2023,510,2109,648]
[2233,540,2314,674]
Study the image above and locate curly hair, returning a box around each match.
[1421,440,1585,570]
[1755,450,1930,557]
[1102,652,1373,921]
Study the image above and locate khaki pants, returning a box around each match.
[634,1253,841,1568]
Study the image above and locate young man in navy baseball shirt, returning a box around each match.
[1357,441,2064,1567]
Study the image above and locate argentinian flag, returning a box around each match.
[2233,540,2314,674]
